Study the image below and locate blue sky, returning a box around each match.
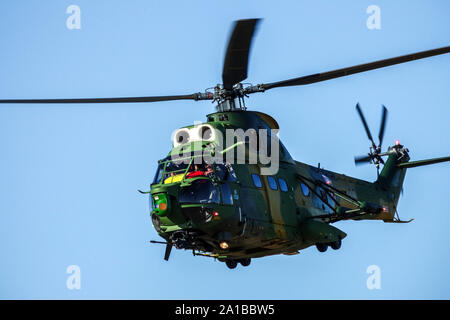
[0,0,449,299]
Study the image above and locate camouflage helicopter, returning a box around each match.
[1,20,449,269]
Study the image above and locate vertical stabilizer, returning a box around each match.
[376,144,410,207]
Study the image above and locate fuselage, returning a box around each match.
[148,110,407,261]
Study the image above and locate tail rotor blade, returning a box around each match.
[354,154,372,165]
[356,103,376,148]
[378,105,388,148]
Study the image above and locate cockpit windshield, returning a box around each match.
[179,179,220,204]
[152,157,190,184]
[152,156,237,185]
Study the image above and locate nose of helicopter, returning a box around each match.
[151,193,169,216]
[150,192,169,234]
[149,185,191,235]
[150,191,176,231]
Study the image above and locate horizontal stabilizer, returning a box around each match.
[398,156,450,169]
[384,218,414,223]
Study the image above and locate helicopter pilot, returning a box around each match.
[163,163,214,184]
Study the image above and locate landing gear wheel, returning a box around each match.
[225,260,238,269]
[330,239,341,250]
[239,258,251,267]
[316,243,328,252]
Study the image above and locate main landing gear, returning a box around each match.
[225,258,251,269]
[316,243,328,252]
[315,238,342,252]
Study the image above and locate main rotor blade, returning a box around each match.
[378,105,388,148]
[261,46,450,90]
[222,19,260,90]
[0,93,211,104]
[356,103,376,148]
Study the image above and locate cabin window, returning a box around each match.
[300,183,310,197]
[267,176,278,190]
[313,186,334,214]
[278,178,288,192]
[251,174,262,188]
[220,183,233,205]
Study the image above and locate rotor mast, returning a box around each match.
[213,83,263,112]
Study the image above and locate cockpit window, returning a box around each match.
[153,157,237,185]
[215,163,237,182]
[153,163,164,184]
[153,157,191,184]
[179,179,220,204]
[164,159,189,177]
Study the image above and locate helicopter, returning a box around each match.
[1,19,449,269]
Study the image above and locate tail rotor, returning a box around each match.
[354,103,391,175]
